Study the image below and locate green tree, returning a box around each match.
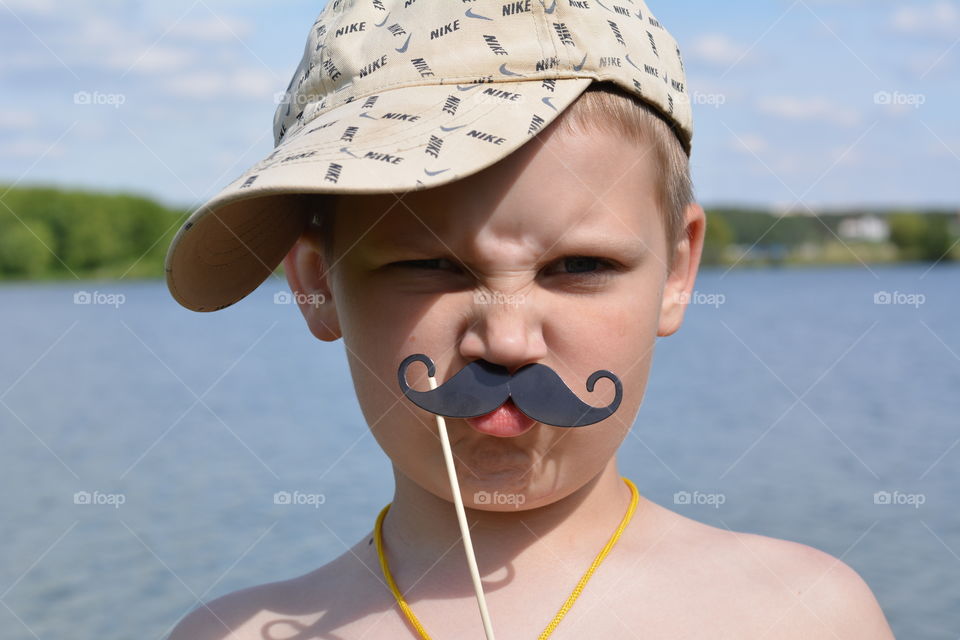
[0,217,55,276]
[0,185,183,279]
[702,210,733,265]
[888,212,926,260]
[920,215,955,262]
[888,212,956,262]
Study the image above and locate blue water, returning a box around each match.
[1,263,957,639]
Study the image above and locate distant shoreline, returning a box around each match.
[1,185,956,282]
[4,261,958,288]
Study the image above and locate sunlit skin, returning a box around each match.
[168,118,894,638]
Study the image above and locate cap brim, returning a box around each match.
[165,77,594,312]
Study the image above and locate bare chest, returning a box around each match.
[297,565,781,640]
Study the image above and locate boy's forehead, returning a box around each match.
[348,193,657,264]
[339,127,661,251]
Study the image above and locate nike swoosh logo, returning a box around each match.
[456,84,481,91]
[595,0,613,11]
[424,168,451,176]
[375,12,390,27]
[499,63,524,77]
[359,112,377,119]
[440,124,467,132]
[540,0,557,14]
[635,10,643,20]
[340,147,358,157]
[464,8,493,20]
[542,97,556,110]
[395,33,412,53]
[625,53,642,71]
[573,54,587,72]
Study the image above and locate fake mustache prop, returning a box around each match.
[397,353,623,427]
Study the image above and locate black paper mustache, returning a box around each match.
[397,354,622,428]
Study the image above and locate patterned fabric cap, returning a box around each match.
[165,0,692,312]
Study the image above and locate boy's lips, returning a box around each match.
[465,398,535,437]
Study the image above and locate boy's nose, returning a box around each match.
[459,292,548,373]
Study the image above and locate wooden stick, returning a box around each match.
[428,375,497,640]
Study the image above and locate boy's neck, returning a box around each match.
[378,459,639,587]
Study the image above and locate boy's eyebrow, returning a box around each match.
[367,228,651,260]
[545,232,652,261]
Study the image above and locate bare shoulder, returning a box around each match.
[644,504,894,639]
[165,569,328,640]
[730,531,895,639]
[166,536,394,640]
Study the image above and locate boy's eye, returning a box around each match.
[391,258,460,271]
[390,256,618,279]
[550,256,614,276]
[541,256,620,285]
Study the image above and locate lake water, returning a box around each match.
[1,263,957,639]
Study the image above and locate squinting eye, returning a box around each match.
[551,256,618,276]
[392,258,459,271]
[564,257,602,273]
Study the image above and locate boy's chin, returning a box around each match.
[453,467,535,510]
[468,500,532,513]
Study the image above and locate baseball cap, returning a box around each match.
[165,0,693,312]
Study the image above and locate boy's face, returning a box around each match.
[285,120,704,509]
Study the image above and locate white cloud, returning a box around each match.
[891,1,960,36]
[926,140,960,158]
[687,34,749,67]
[169,15,254,43]
[0,109,38,130]
[0,0,59,15]
[2,8,255,78]
[730,133,768,155]
[757,96,861,128]
[109,45,197,75]
[160,68,276,101]
[829,144,862,167]
[3,138,66,159]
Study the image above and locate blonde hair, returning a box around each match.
[553,81,694,262]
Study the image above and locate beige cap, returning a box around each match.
[165,0,692,312]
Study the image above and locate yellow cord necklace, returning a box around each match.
[374,476,639,639]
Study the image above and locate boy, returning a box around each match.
[166,1,894,637]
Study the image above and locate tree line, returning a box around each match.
[0,186,956,280]
[0,185,185,279]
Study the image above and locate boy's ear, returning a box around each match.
[658,202,706,337]
[282,230,341,341]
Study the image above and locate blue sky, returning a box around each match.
[1,0,958,210]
